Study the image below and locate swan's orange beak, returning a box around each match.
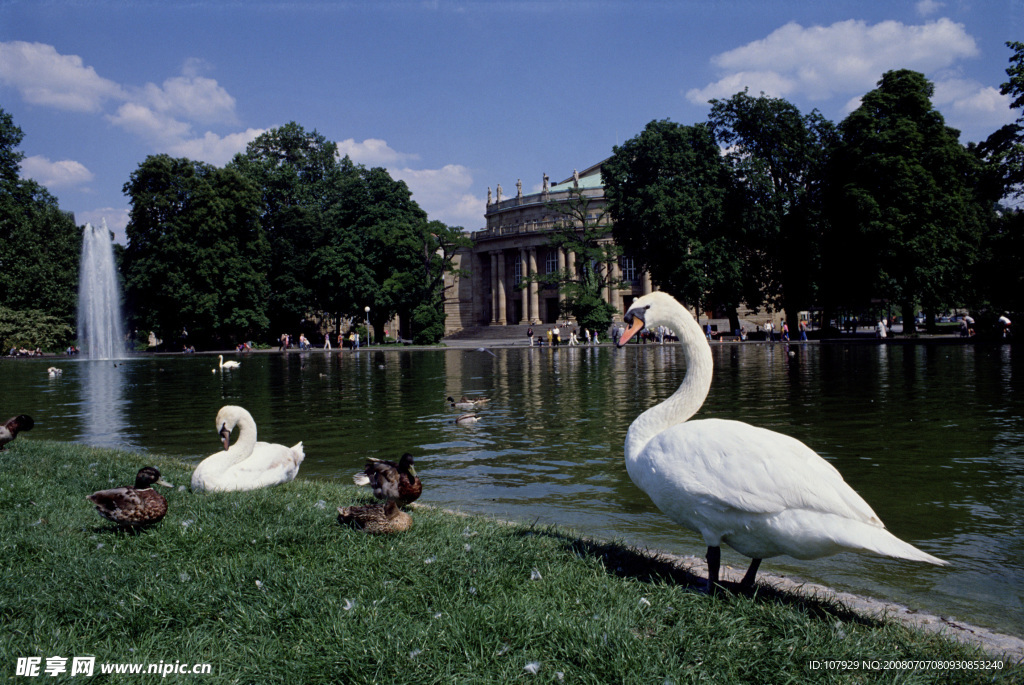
[617,311,646,348]
[219,424,231,451]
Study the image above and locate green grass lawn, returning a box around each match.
[1,440,1019,683]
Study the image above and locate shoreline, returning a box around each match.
[429,505,1024,662]
[2,332,1010,360]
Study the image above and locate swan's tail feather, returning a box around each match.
[291,442,305,465]
[841,526,947,566]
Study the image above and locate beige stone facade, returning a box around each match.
[443,162,653,334]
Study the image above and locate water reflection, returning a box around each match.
[76,361,129,449]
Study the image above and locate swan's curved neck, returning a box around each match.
[625,301,713,460]
[210,412,257,469]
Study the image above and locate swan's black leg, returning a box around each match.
[739,558,761,591]
[705,545,721,593]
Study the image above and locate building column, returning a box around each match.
[609,256,621,313]
[528,247,539,325]
[567,250,576,280]
[603,243,613,304]
[519,248,529,324]
[496,250,507,325]
[642,268,652,295]
[490,252,499,324]
[556,248,566,313]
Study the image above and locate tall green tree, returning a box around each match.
[708,91,836,332]
[602,119,745,330]
[314,162,446,341]
[122,155,269,346]
[230,123,339,332]
[523,187,619,333]
[978,41,1024,200]
[973,41,1024,318]
[0,107,80,331]
[824,70,989,329]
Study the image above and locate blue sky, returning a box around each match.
[1,1,1020,241]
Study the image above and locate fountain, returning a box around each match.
[77,220,127,360]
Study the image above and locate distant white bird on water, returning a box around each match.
[218,354,240,370]
[615,291,946,592]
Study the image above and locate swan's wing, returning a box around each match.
[227,442,303,487]
[638,419,882,525]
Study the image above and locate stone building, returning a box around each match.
[443,161,655,334]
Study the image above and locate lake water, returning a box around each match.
[4,342,1022,636]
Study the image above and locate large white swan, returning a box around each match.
[191,405,305,492]
[218,355,240,370]
[616,291,946,591]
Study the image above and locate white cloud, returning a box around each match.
[168,128,267,166]
[337,138,420,166]
[389,163,485,230]
[1,41,247,156]
[687,18,978,105]
[687,70,798,103]
[138,75,238,125]
[0,40,123,112]
[916,0,944,17]
[107,102,193,145]
[20,155,94,189]
[933,77,1015,137]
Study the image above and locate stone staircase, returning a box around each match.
[444,324,537,341]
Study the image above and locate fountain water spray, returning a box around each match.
[77,220,127,360]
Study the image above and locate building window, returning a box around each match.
[620,256,637,283]
[513,259,522,285]
[546,251,558,274]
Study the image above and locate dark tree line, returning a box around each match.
[604,49,1024,335]
[122,122,468,348]
[0,107,80,351]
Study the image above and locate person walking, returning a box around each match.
[527,326,534,346]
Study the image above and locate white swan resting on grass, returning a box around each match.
[191,405,304,492]
[218,355,241,370]
[615,291,946,591]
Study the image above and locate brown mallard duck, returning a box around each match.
[337,500,412,534]
[87,466,169,528]
[0,414,34,451]
[352,452,423,507]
